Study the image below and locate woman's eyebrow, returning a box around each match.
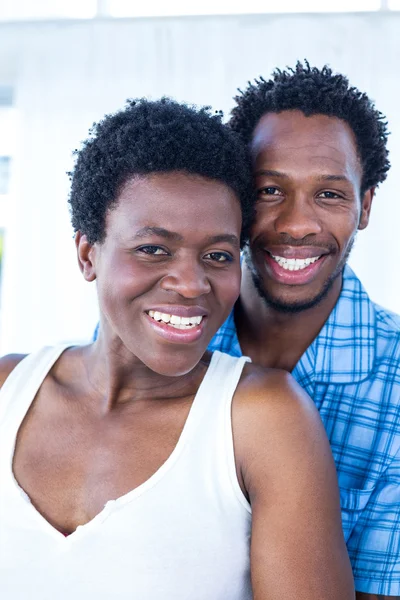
[206,234,240,249]
[133,228,239,248]
[254,169,288,178]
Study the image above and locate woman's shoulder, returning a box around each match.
[0,354,27,389]
[232,362,333,503]
[232,362,324,456]
[0,344,73,391]
[235,362,313,413]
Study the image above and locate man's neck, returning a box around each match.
[236,263,343,372]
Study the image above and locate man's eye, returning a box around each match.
[318,191,342,200]
[204,252,232,263]
[137,246,169,255]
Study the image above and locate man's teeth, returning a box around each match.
[147,311,203,329]
[271,255,321,271]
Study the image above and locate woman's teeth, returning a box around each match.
[147,310,203,329]
[271,254,321,271]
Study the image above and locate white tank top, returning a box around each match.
[0,346,252,600]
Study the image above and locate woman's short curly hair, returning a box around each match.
[229,61,390,194]
[68,98,255,246]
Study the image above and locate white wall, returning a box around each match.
[0,12,399,353]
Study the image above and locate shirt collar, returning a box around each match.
[212,265,376,384]
[298,265,376,384]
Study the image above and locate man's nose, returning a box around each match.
[274,196,323,239]
[160,259,211,298]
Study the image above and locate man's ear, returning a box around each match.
[75,231,97,282]
[358,187,375,231]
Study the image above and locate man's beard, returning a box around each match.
[244,237,356,314]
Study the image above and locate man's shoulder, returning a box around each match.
[374,301,400,335]
[343,267,400,340]
[312,268,400,383]
[370,300,400,372]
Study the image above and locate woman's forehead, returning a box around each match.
[105,172,242,240]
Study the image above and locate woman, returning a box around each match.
[0,99,354,599]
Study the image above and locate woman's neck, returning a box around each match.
[60,339,210,413]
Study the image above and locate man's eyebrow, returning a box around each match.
[316,174,350,183]
[134,226,183,241]
[255,170,351,183]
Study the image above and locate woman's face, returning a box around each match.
[85,172,242,376]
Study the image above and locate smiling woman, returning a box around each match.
[81,171,244,375]
[0,98,354,599]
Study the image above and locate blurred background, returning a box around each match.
[0,0,399,354]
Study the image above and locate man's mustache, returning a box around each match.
[253,234,338,253]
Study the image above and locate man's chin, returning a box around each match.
[257,291,329,314]
[250,271,340,314]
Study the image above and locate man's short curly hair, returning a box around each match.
[69,98,254,246]
[230,61,390,194]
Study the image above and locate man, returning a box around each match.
[209,62,400,599]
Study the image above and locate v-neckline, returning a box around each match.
[7,346,222,543]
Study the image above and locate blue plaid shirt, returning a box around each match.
[209,265,400,596]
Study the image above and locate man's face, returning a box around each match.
[246,110,373,313]
[85,172,242,376]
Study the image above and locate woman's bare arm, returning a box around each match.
[233,366,354,600]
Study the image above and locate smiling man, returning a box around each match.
[209,63,400,598]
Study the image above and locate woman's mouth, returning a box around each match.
[144,309,206,344]
[147,310,204,330]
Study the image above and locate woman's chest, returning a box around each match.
[12,398,190,533]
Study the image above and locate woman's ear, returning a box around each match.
[75,231,97,282]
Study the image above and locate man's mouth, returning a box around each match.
[269,254,321,271]
[261,249,330,286]
[147,310,204,330]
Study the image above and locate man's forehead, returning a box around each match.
[251,110,361,176]
[251,110,358,153]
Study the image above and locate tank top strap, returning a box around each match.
[185,350,250,421]
[179,350,252,514]
[0,345,70,431]
[211,350,251,401]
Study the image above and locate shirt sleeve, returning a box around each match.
[345,446,400,595]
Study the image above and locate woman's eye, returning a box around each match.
[258,187,282,197]
[204,252,232,263]
[137,245,169,256]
